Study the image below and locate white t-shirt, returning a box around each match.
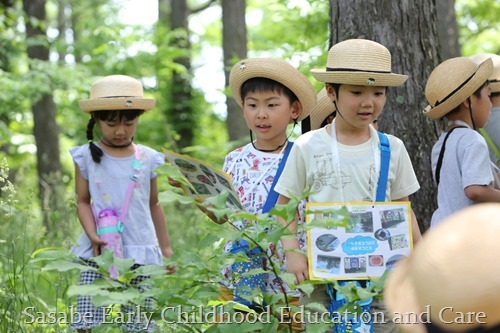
[430,127,493,227]
[275,126,420,204]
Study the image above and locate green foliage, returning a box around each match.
[456,0,500,55]
[13,167,386,332]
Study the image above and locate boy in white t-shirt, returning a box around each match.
[274,39,422,332]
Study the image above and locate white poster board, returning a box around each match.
[306,202,413,280]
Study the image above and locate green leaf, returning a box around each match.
[158,190,195,204]
[41,261,91,273]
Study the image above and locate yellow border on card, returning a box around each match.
[305,201,413,281]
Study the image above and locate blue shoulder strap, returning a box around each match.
[376,132,391,202]
[262,142,294,213]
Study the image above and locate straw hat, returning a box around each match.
[385,203,500,333]
[310,87,335,130]
[229,58,316,122]
[310,39,408,87]
[423,57,493,120]
[469,53,500,94]
[79,75,156,113]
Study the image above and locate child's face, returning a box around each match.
[329,84,386,130]
[471,85,492,128]
[97,116,139,146]
[242,89,300,148]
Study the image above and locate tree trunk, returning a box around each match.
[221,0,248,142]
[23,0,63,233]
[168,0,195,150]
[328,0,442,231]
[436,0,461,59]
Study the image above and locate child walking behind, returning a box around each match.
[70,75,173,332]
[423,56,500,227]
[274,39,422,332]
[220,58,315,318]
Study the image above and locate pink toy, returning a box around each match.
[97,208,124,279]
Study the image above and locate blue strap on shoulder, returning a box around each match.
[261,142,294,213]
[376,132,391,202]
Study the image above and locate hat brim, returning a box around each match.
[423,59,493,120]
[310,88,335,130]
[490,81,500,94]
[385,256,427,333]
[229,58,317,122]
[79,98,156,113]
[310,69,408,87]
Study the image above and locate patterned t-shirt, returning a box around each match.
[221,143,306,296]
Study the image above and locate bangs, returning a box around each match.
[241,77,298,103]
[92,109,144,122]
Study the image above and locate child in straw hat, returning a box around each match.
[469,54,500,167]
[70,75,174,332]
[274,38,422,332]
[218,58,315,320]
[385,203,500,333]
[302,87,379,134]
[422,56,500,228]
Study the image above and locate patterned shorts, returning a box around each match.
[70,260,155,332]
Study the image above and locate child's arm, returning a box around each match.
[394,196,422,245]
[464,185,500,202]
[150,177,174,259]
[277,194,309,284]
[74,164,107,256]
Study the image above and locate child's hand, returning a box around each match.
[285,251,309,284]
[165,264,176,275]
[162,246,173,258]
[88,234,108,257]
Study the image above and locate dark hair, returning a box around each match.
[240,77,298,105]
[87,109,144,163]
[444,80,489,118]
[320,112,336,128]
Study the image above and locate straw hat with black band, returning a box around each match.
[310,39,408,87]
[469,53,500,94]
[229,58,316,122]
[308,87,336,131]
[385,203,500,333]
[422,57,493,120]
[79,75,156,113]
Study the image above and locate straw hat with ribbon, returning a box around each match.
[309,87,335,130]
[229,58,316,122]
[469,53,500,94]
[79,75,156,113]
[310,39,408,87]
[385,203,500,333]
[423,57,493,120]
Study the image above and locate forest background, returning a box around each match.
[0,0,499,332]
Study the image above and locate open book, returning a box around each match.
[163,148,243,210]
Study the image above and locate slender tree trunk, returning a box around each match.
[168,0,194,149]
[436,0,461,59]
[23,0,63,232]
[221,0,248,142]
[328,0,442,231]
